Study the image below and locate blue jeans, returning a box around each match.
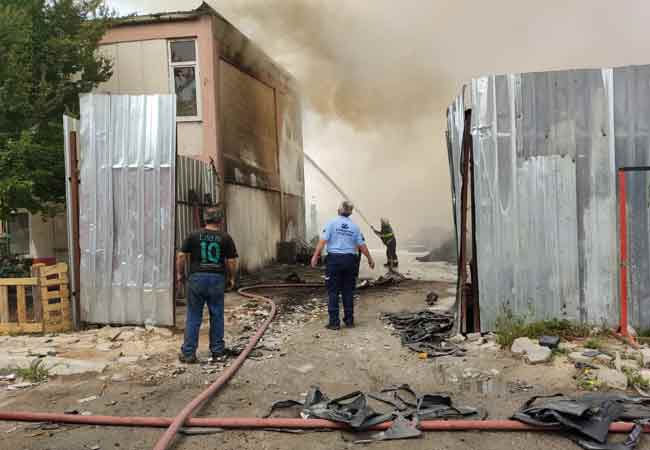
[326,253,357,326]
[181,272,226,356]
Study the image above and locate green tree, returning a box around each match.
[0,0,113,219]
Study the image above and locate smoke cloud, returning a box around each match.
[108,0,650,244]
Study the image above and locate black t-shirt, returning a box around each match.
[181,229,238,274]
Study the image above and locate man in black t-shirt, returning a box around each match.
[176,207,238,363]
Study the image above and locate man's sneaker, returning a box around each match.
[210,352,227,363]
[178,353,198,364]
[325,323,341,330]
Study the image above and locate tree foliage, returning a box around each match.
[0,0,113,219]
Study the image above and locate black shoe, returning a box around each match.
[178,353,198,364]
[325,323,341,330]
[210,352,227,363]
[344,321,355,328]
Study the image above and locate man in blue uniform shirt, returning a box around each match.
[311,201,375,329]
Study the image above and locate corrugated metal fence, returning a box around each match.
[449,65,650,331]
[79,94,176,326]
[175,156,219,247]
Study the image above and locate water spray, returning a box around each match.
[304,153,373,228]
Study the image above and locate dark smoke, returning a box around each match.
[108,0,650,243]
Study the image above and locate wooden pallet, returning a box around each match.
[0,263,71,334]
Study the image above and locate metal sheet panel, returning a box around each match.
[63,115,79,328]
[614,65,650,330]
[175,155,219,248]
[468,69,616,330]
[79,94,176,326]
[447,92,465,249]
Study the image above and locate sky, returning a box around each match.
[105,0,650,243]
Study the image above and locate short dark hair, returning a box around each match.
[338,200,354,217]
[204,207,223,224]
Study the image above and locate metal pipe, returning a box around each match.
[618,171,630,338]
[0,411,647,434]
[151,283,322,450]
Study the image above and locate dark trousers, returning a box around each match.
[386,239,398,264]
[181,272,226,356]
[386,239,397,267]
[326,253,357,326]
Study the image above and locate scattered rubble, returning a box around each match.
[525,346,552,364]
[382,310,463,357]
[513,393,646,449]
[538,335,559,349]
[266,384,485,440]
[510,337,552,364]
[596,368,628,390]
[42,358,109,376]
[510,337,537,355]
[641,349,650,368]
[425,291,438,305]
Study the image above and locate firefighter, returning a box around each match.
[372,218,398,269]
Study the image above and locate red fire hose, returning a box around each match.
[151,283,322,450]
[1,283,649,445]
[0,410,648,434]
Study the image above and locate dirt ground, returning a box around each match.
[0,258,647,450]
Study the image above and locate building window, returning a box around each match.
[6,212,29,256]
[168,39,200,121]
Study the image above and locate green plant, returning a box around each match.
[584,337,604,351]
[624,367,650,390]
[576,367,602,391]
[495,308,593,348]
[14,359,49,382]
[0,0,114,219]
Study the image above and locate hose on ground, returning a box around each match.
[151,283,323,450]
[0,411,647,434]
[3,282,646,442]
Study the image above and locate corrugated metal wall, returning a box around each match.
[79,94,176,326]
[446,92,465,250]
[614,65,650,330]
[452,68,623,330]
[175,156,219,247]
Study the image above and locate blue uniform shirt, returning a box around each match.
[321,216,365,254]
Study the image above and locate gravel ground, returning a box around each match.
[0,261,647,450]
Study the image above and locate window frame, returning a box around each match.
[168,39,201,122]
[6,211,30,256]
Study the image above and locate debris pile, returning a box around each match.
[425,291,439,305]
[510,337,552,364]
[382,311,463,357]
[266,384,485,441]
[512,393,650,450]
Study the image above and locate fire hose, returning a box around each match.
[1,283,650,447]
[0,411,648,433]
[151,283,322,450]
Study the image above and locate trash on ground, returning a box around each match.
[538,335,560,349]
[7,382,34,390]
[77,395,98,404]
[382,311,463,357]
[358,271,409,290]
[512,393,650,450]
[425,292,439,305]
[284,272,304,283]
[265,384,485,441]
